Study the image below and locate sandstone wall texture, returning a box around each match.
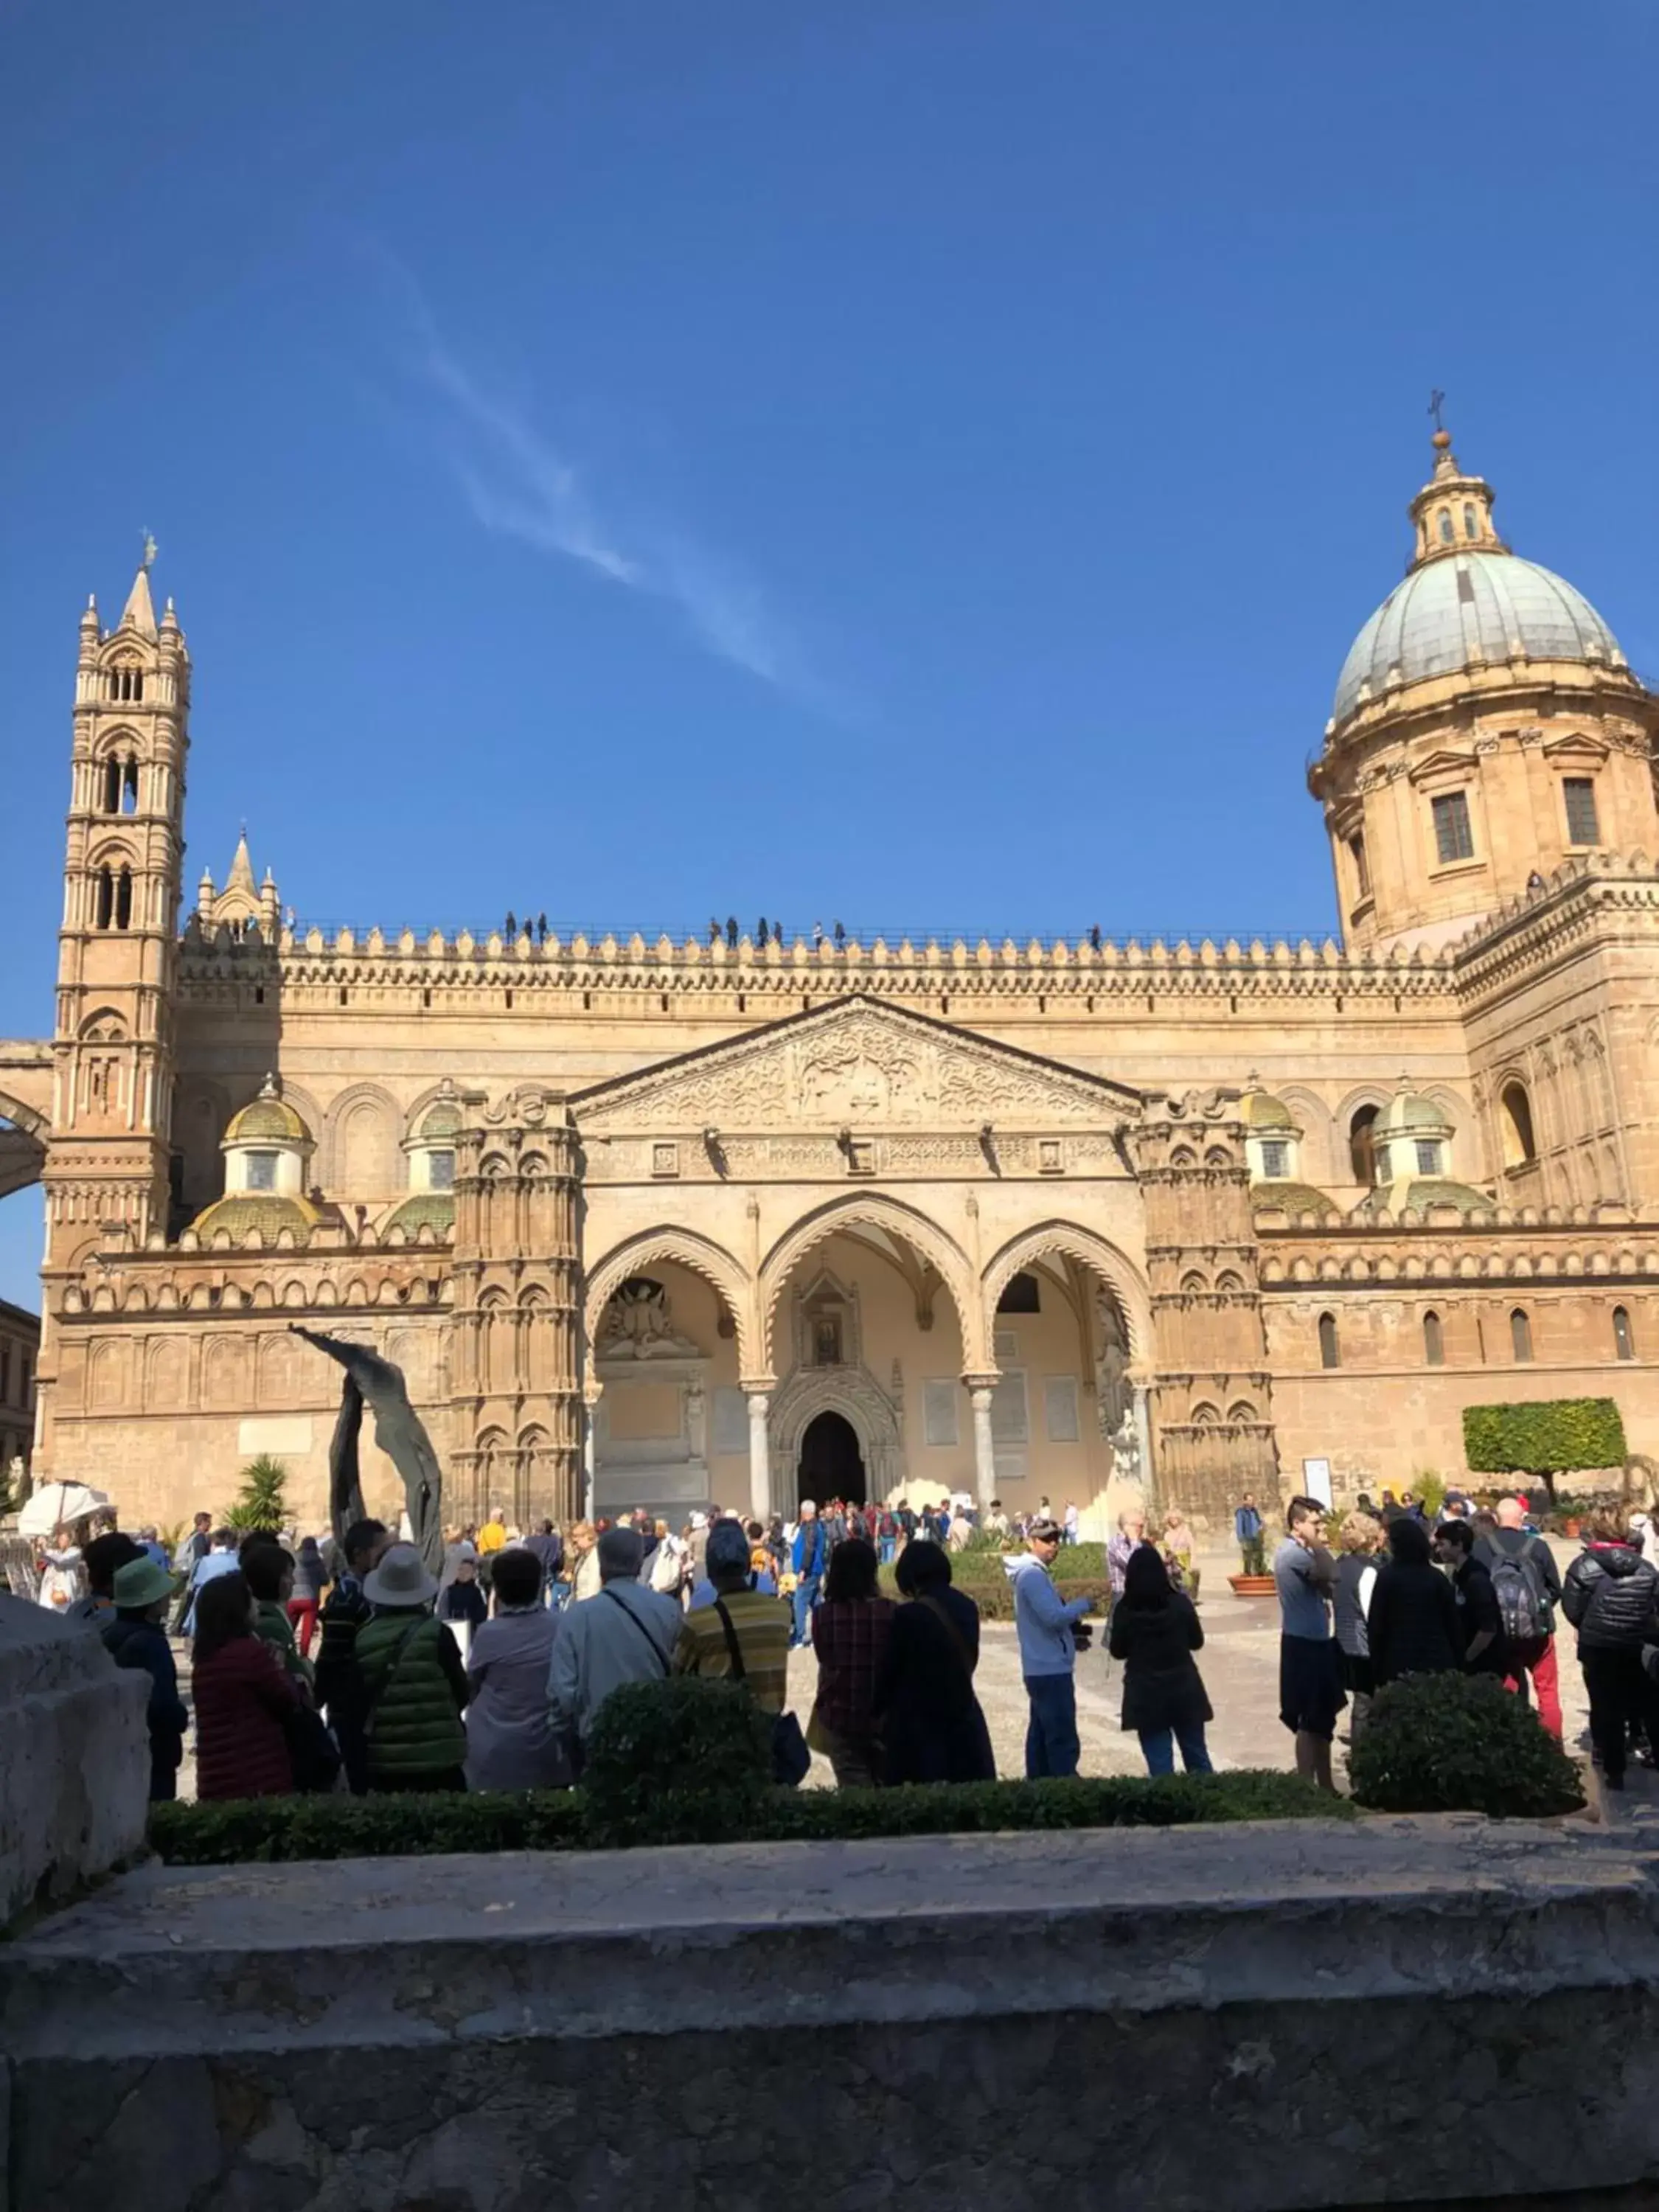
[0,1593,147,1929]
[6,1816,1659,2209]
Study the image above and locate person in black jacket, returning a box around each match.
[1367,1514,1461,1688]
[100,1554,189,1799]
[871,1542,995,1785]
[313,1517,391,1795]
[1435,1520,1508,1680]
[1562,1511,1659,1790]
[1108,1542,1213,1773]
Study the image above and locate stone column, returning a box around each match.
[582,1382,602,1523]
[964,1374,998,1509]
[745,1385,773,1521]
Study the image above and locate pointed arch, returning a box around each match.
[981,1219,1152,1363]
[760,1194,975,1371]
[584,1226,754,1372]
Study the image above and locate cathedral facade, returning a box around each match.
[5,425,1659,1535]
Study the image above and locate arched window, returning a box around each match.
[94,867,114,929]
[1463,503,1478,539]
[1349,1105,1380,1186]
[1438,508,1454,544]
[1613,1305,1635,1362]
[1510,1307,1533,1363]
[114,867,133,930]
[1424,1310,1444,1366]
[1318,1312,1340,1369]
[1499,1081,1537,1169]
[102,757,119,813]
[122,758,138,813]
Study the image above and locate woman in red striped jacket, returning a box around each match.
[191,1571,304,1799]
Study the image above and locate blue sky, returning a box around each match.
[4,0,1659,1306]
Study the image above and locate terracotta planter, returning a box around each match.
[1564,1517,1582,1540]
[1228,1573,1277,1598]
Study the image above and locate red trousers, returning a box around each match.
[285,1597,319,1658]
[1506,1634,1562,1738]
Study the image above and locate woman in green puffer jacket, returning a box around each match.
[353,1543,470,1792]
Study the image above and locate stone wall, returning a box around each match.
[0,1595,148,1929]
[7,1815,1659,2208]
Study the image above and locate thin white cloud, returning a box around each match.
[390,269,795,686]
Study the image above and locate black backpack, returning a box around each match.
[1489,1537,1548,1644]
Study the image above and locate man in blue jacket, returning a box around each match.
[1006,1519,1094,1777]
[789,1498,828,1649]
[1234,1493,1266,1577]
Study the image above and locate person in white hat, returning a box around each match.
[352,1543,470,1792]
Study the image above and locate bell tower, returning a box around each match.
[46,552,190,1263]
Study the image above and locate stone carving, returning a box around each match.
[574,998,1135,1133]
[597,1279,701,1360]
[1110,1405,1142,1482]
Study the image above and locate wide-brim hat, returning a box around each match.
[111,1556,181,1610]
[364,1543,439,1607]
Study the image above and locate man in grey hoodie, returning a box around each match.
[1006,1519,1095,1778]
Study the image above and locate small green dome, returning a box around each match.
[1374,1088,1452,1140]
[1252,1180,1336,1220]
[190,1193,318,1241]
[384,1192,456,1238]
[223,1082,310,1147]
[1239,1090,1297,1132]
[417,1102,463,1141]
[1354,1178,1489,1220]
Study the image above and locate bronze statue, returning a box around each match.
[290,1326,444,1573]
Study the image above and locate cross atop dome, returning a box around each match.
[1407,410,1507,568]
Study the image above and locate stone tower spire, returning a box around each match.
[46,554,191,1259]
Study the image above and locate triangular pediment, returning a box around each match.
[572,995,1138,1132]
[1540,731,1610,764]
[1406,747,1479,787]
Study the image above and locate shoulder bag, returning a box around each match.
[713,1598,810,1787]
[602,1587,672,1674]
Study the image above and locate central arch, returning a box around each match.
[759,1193,978,1371]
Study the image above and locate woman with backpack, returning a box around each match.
[352,1543,471,1794]
[1562,1511,1659,1792]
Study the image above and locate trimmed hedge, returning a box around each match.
[1462,1398,1627,1481]
[148,1767,1349,1865]
[879,1543,1110,1621]
[1348,1672,1585,1818]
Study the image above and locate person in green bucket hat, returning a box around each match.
[102,1554,189,1800]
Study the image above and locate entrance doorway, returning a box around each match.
[798,1409,866,1508]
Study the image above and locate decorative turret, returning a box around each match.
[189,1074,319,1242]
[1408,428,1506,567]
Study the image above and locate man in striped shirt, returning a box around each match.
[674,1518,792,1714]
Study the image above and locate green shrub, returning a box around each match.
[225,1453,291,1533]
[1413,1470,1447,1520]
[1462,1400,1627,1499]
[582,1675,773,1847]
[149,1766,1349,1865]
[1348,1672,1585,1818]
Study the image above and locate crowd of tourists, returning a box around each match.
[15,1473,1652,1803]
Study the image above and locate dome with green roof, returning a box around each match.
[417,1100,463,1141]
[383,1192,456,1239]
[223,1086,309,1146]
[189,1193,319,1243]
[1252,1180,1338,1222]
